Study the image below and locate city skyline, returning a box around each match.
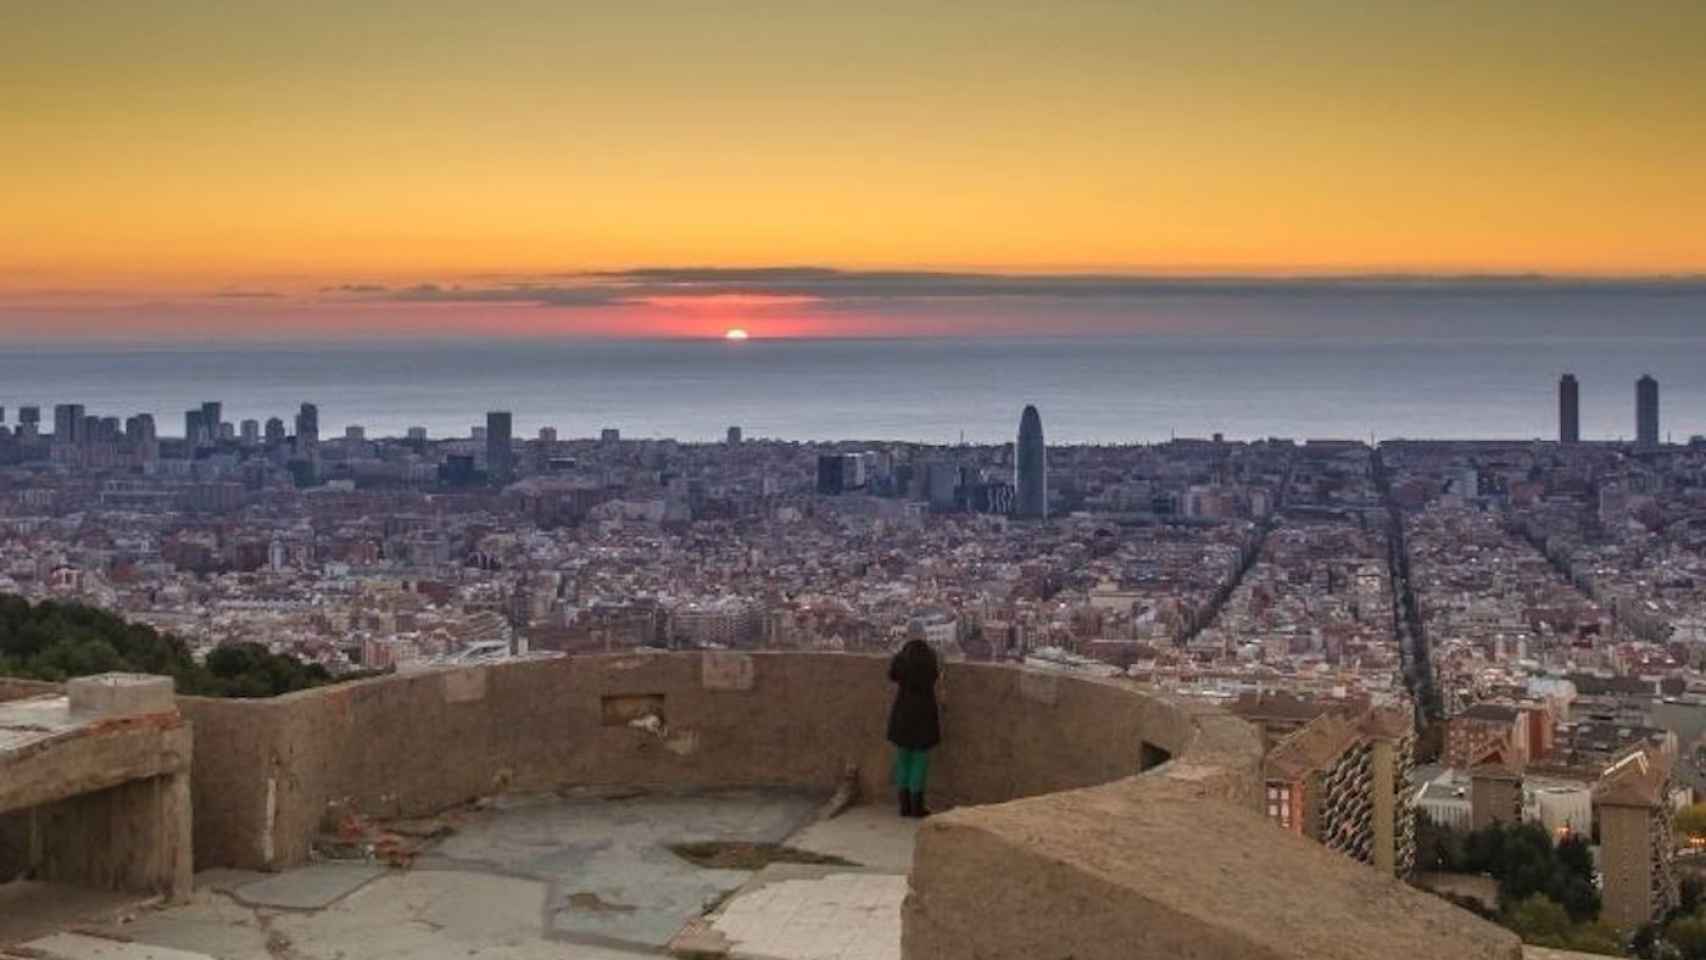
[6,372,1685,447]
[8,3,1706,956]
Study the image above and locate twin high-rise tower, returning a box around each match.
[1557,373,1661,446]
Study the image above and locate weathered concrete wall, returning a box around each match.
[0,713,193,901]
[8,654,1515,957]
[0,678,62,703]
[904,771,1523,960]
[176,695,294,871]
[182,654,1200,870]
[28,773,193,898]
[900,684,1524,960]
[1600,803,1656,930]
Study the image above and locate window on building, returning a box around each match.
[1266,783,1292,828]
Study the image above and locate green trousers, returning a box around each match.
[893,748,931,792]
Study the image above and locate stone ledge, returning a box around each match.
[905,777,1523,960]
[68,674,176,719]
[1,713,192,814]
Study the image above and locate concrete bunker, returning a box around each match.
[0,674,193,942]
[3,653,1526,959]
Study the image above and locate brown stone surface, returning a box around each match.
[67,673,176,718]
[0,679,62,704]
[183,655,1210,870]
[0,694,193,902]
[0,709,191,814]
[4,654,1521,960]
[1600,801,1659,930]
[904,774,1522,960]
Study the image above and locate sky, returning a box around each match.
[3,1,1704,340]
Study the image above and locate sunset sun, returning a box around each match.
[724,328,750,341]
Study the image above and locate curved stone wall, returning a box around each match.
[22,653,1522,958]
[178,652,1222,871]
[902,677,1526,960]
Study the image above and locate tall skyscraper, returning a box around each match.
[816,454,846,495]
[1015,404,1047,519]
[264,417,287,446]
[486,411,514,485]
[240,419,260,445]
[1637,375,1660,448]
[200,401,223,440]
[295,403,320,449]
[184,409,206,446]
[1559,374,1579,444]
[126,413,156,443]
[53,404,85,445]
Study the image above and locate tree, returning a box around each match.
[0,594,344,699]
[1505,895,1573,944]
[1558,832,1595,881]
[1668,911,1706,960]
[1683,877,1705,917]
[1415,815,1467,873]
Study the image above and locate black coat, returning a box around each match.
[886,643,941,750]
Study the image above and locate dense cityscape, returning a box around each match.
[7,2,1702,956]
[7,371,1706,956]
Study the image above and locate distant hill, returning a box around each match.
[0,594,339,699]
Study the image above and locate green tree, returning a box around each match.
[1668,911,1706,960]
[0,594,346,700]
[1505,895,1573,944]
[1558,833,1595,880]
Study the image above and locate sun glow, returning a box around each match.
[724,328,750,340]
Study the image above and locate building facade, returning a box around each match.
[1015,404,1046,519]
[1637,374,1660,448]
[486,411,514,485]
[1597,748,1678,930]
[1261,706,1416,878]
[1559,373,1580,444]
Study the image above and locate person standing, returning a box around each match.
[887,638,941,818]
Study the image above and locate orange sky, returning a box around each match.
[3,2,1703,336]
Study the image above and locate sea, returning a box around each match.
[1,335,1703,446]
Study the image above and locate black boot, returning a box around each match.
[909,792,930,818]
[899,790,913,817]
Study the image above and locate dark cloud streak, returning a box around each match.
[338,267,1706,309]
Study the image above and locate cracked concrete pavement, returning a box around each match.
[9,787,829,960]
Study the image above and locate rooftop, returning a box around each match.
[4,788,918,960]
[2,653,1540,959]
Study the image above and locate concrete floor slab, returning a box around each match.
[418,787,821,950]
[699,872,907,960]
[672,806,918,960]
[53,788,828,960]
[186,869,271,894]
[269,870,587,959]
[0,882,149,947]
[19,932,214,960]
[786,805,919,873]
[73,889,272,960]
[226,863,386,911]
